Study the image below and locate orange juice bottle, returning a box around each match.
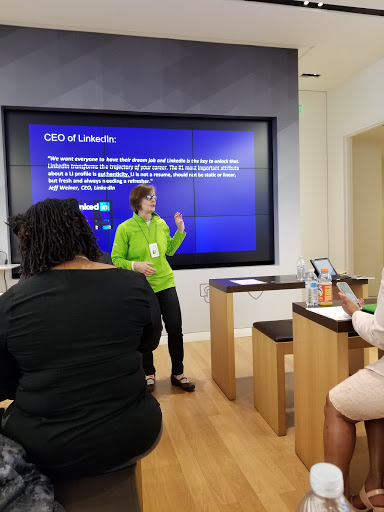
[318,268,333,306]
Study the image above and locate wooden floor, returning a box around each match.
[1,337,371,511]
[142,338,309,512]
[142,338,372,512]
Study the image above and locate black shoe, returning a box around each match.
[146,375,155,393]
[171,375,195,392]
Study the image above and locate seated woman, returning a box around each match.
[0,198,162,480]
[324,270,384,511]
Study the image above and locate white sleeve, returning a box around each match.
[352,269,384,350]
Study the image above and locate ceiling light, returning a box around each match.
[303,1,309,5]
[318,2,324,6]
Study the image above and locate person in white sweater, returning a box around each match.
[323,269,384,511]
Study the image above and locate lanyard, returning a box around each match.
[134,216,158,245]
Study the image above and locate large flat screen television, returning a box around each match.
[3,107,275,271]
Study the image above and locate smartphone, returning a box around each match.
[336,282,362,309]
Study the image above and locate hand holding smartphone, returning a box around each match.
[336,282,362,309]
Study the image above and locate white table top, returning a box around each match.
[0,264,20,270]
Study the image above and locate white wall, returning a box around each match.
[298,90,328,269]
[175,84,334,339]
[327,58,384,275]
[352,138,383,295]
[299,60,384,290]
[187,57,384,329]
[298,61,384,290]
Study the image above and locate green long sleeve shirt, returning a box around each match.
[111,213,186,293]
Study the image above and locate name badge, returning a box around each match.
[149,243,160,258]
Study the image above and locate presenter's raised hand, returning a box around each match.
[174,212,184,233]
[134,261,157,276]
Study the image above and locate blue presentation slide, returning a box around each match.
[29,124,258,255]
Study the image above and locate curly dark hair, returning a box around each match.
[8,198,102,278]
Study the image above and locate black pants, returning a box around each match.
[142,287,184,376]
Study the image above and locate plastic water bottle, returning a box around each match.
[296,463,353,511]
[318,268,333,306]
[306,270,318,307]
[296,256,306,281]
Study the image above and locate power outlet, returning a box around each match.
[200,283,209,298]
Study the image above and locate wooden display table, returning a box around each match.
[293,300,381,469]
[209,275,368,400]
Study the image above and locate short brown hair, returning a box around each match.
[129,184,155,213]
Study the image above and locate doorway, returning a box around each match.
[349,125,384,296]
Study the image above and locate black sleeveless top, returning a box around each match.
[0,268,162,479]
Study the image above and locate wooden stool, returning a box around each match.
[54,460,143,512]
[252,320,293,436]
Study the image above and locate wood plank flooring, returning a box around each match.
[142,338,371,511]
[143,338,309,512]
[1,337,372,511]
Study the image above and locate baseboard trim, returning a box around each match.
[159,327,252,345]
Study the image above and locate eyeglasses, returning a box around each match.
[145,195,157,201]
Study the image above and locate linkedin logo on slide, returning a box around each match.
[79,201,111,211]
[79,200,113,231]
